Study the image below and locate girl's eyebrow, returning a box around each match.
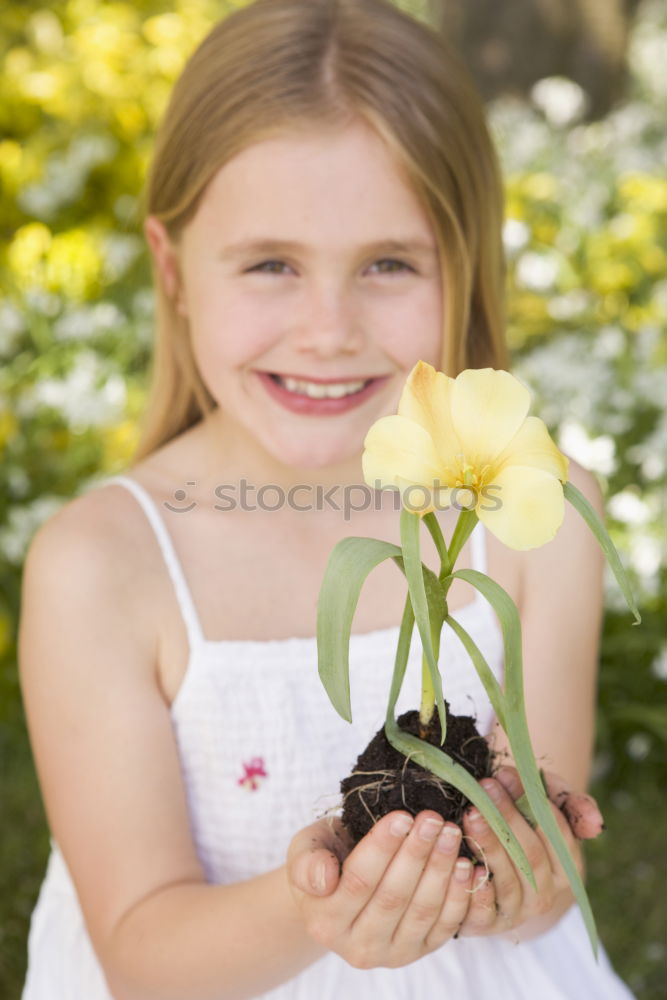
[218,238,438,260]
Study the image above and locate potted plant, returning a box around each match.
[316,361,640,954]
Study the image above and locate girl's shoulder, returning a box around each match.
[27,467,155,581]
[22,461,169,663]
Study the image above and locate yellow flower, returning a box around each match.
[362,362,569,550]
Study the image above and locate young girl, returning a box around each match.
[19,1,636,997]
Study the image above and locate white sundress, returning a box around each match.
[22,474,636,1000]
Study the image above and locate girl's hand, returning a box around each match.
[287,810,479,969]
[457,766,601,938]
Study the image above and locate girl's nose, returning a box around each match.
[293,286,365,357]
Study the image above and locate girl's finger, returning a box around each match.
[542,771,605,839]
[535,799,584,886]
[423,856,474,949]
[390,822,462,952]
[462,776,557,924]
[333,811,417,925]
[459,864,497,936]
[351,811,446,945]
[461,793,523,921]
[287,816,350,896]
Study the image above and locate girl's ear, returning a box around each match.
[144,216,188,317]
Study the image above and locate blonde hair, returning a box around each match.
[134,0,508,461]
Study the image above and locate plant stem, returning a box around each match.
[423,512,449,571]
[419,654,435,733]
[418,508,478,732]
[445,508,479,575]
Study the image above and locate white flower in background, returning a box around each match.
[531,77,588,127]
[0,302,26,356]
[7,467,30,499]
[652,645,667,681]
[630,6,667,100]
[641,454,666,481]
[592,326,626,360]
[516,251,560,291]
[18,134,117,221]
[24,288,61,316]
[502,218,530,255]
[652,280,667,315]
[102,233,143,282]
[629,533,662,584]
[546,290,591,321]
[608,490,652,526]
[515,336,617,428]
[54,302,125,341]
[0,496,64,564]
[626,733,651,761]
[20,351,126,429]
[558,419,616,475]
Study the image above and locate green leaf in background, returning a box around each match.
[564,481,641,626]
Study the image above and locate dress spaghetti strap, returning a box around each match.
[104,475,204,651]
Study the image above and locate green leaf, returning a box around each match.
[317,536,403,722]
[400,508,447,737]
[564,480,641,625]
[384,715,536,886]
[452,568,599,956]
[386,596,416,720]
[443,613,507,731]
[317,536,446,724]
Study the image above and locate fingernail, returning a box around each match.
[390,814,414,838]
[496,768,521,799]
[436,825,460,852]
[418,817,443,842]
[455,859,472,882]
[481,779,502,802]
[468,808,487,829]
[311,860,327,894]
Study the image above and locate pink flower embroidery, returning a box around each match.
[238,756,268,791]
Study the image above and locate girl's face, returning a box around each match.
[150,120,444,474]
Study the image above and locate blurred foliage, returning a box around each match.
[1,0,665,998]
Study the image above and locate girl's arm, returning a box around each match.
[19,491,326,1000]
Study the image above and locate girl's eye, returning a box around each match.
[370,258,413,274]
[247,260,291,274]
[246,258,413,276]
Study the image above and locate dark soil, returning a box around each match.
[341,704,494,860]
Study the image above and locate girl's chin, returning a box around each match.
[267,443,363,473]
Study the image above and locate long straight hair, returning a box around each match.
[133,0,508,461]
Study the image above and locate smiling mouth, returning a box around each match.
[267,373,376,399]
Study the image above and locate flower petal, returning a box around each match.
[451,369,531,465]
[494,416,569,482]
[397,361,460,475]
[362,414,443,491]
[477,465,565,550]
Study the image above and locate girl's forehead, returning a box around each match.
[193,121,434,239]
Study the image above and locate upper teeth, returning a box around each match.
[279,376,367,398]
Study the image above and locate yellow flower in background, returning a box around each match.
[362,362,569,550]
